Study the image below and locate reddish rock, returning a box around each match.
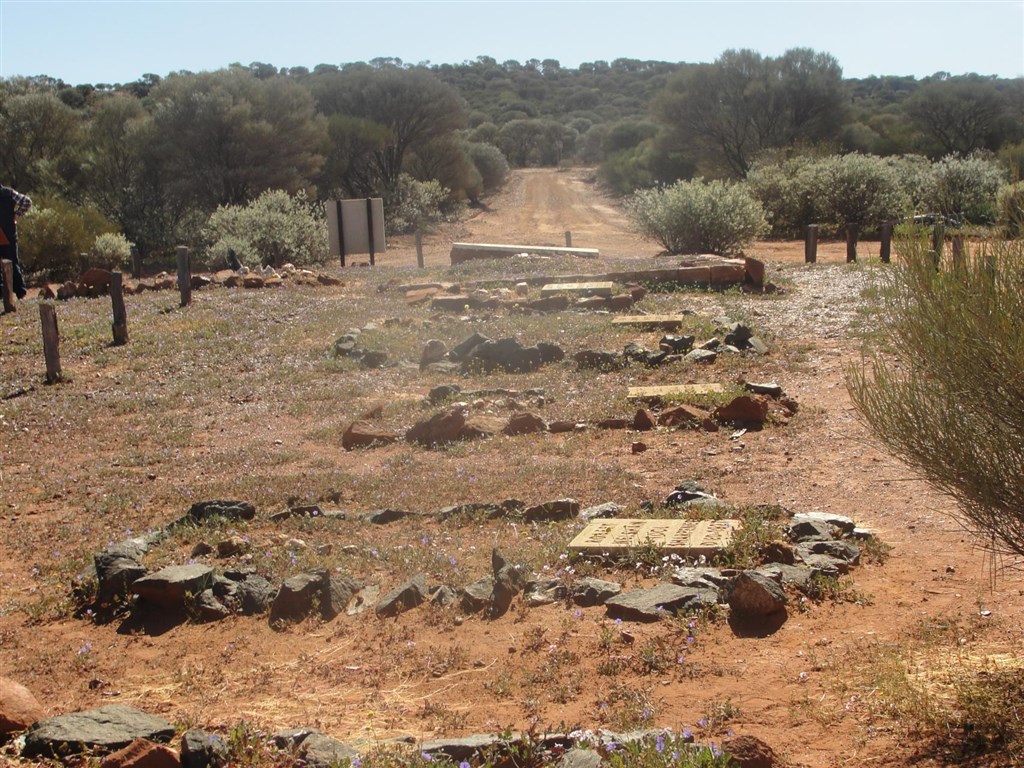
[628,285,647,301]
[99,738,180,768]
[596,417,629,429]
[38,284,56,300]
[503,412,548,436]
[632,408,655,432]
[525,295,570,312]
[762,541,796,565]
[657,405,703,427]
[343,420,399,450]
[606,294,634,311]
[359,404,385,420]
[405,287,438,305]
[190,275,212,290]
[222,275,242,288]
[0,677,44,735]
[631,441,647,454]
[317,273,343,286]
[744,256,766,287]
[575,296,608,310]
[713,395,770,427]
[459,415,505,440]
[80,267,113,293]
[56,281,77,300]
[722,734,779,768]
[242,276,265,289]
[406,409,467,447]
[548,420,580,434]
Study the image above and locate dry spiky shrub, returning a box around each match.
[847,231,1024,560]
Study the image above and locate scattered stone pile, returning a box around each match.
[425,285,645,315]
[44,264,343,301]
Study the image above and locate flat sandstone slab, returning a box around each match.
[612,315,688,330]
[627,383,726,401]
[450,242,600,264]
[540,281,614,298]
[569,518,740,556]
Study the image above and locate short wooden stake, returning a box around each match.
[804,224,818,264]
[846,223,859,263]
[879,222,893,264]
[1,259,15,313]
[951,235,965,270]
[176,246,191,307]
[131,246,142,280]
[39,303,62,383]
[415,231,424,269]
[565,230,572,247]
[78,252,88,277]
[110,271,128,345]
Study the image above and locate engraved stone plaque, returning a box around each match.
[569,518,740,557]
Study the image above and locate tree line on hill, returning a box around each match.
[0,49,1021,275]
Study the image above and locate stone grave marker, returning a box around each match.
[540,281,614,298]
[569,518,740,557]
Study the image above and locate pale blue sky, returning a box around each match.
[0,1,1021,85]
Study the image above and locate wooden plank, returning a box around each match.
[569,518,740,556]
[612,315,687,330]
[627,383,726,401]
[540,281,614,298]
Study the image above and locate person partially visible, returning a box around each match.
[0,184,32,299]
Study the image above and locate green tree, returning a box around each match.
[0,91,82,192]
[906,76,1009,156]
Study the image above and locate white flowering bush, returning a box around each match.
[626,178,767,255]
[204,189,328,269]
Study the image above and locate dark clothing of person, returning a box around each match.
[0,185,31,299]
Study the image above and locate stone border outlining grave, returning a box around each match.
[450,242,600,263]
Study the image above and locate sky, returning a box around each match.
[0,0,1021,85]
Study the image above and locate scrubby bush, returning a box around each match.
[810,152,910,227]
[847,232,1024,559]
[203,189,327,269]
[18,197,117,281]
[924,153,1006,224]
[998,181,1024,238]
[89,232,134,271]
[467,142,509,194]
[746,155,822,237]
[385,174,450,234]
[626,178,767,255]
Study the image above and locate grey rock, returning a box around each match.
[235,574,275,615]
[420,734,503,761]
[364,508,411,525]
[181,728,229,768]
[671,567,730,590]
[537,342,565,363]
[93,550,146,607]
[187,500,256,524]
[665,480,716,506]
[798,553,845,576]
[437,502,512,521]
[572,578,622,607]
[659,334,695,354]
[346,585,380,615]
[754,564,815,589]
[376,574,428,618]
[194,589,231,622]
[800,540,861,564]
[559,748,603,768]
[579,502,624,521]
[745,335,770,355]
[131,564,214,608]
[269,570,357,625]
[360,350,388,368]
[492,548,526,617]
[787,519,836,543]
[523,498,580,522]
[448,332,490,361]
[724,322,754,346]
[333,334,360,356]
[465,337,543,374]
[574,350,622,371]
[428,384,462,405]
[271,727,320,749]
[605,583,714,621]
[727,571,787,617]
[744,381,783,397]
[429,584,457,607]
[21,704,175,758]
[460,576,495,613]
[525,578,568,607]
[683,348,717,365]
[322,574,360,619]
[622,342,650,363]
[791,512,856,534]
[301,732,360,767]
[420,339,448,369]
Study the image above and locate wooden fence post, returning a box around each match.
[365,198,376,267]
[176,246,191,307]
[131,246,142,280]
[879,222,893,264]
[1,259,15,313]
[804,224,818,264]
[565,230,572,247]
[39,303,62,383]
[846,223,859,263]
[415,231,424,269]
[78,252,88,276]
[931,223,945,269]
[951,234,965,270]
[111,271,128,345]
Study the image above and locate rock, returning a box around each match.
[460,576,495,613]
[671,567,730,590]
[665,480,716,506]
[607,294,634,311]
[745,336,770,355]
[525,579,568,606]
[420,734,502,761]
[94,550,147,607]
[492,548,526,617]
[333,334,360,357]
[579,502,623,521]
[713,396,769,427]
[631,441,647,454]
[791,512,856,534]
[659,334,695,354]
[761,540,797,565]
[632,408,655,431]
[269,570,357,625]
[80,267,114,293]
[364,508,410,525]
[180,729,228,768]
[525,295,570,312]
[574,350,622,371]
[623,342,650,364]
[460,414,506,440]
[376,574,428,618]
[504,412,548,435]
[537,342,565,363]
[0,677,44,736]
[216,536,249,558]
[235,574,275,615]
[193,590,230,622]
[427,384,462,405]
[683,348,717,365]
[406,408,467,447]
[657,405,704,427]
[300,733,360,767]
[744,381,783,397]
[727,571,787,617]
[548,420,582,433]
[723,322,754,346]
[605,583,715,621]
[799,553,847,575]
[523,498,579,522]
[420,339,448,369]
[448,332,490,361]
[345,585,380,615]
[572,578,622,607]
[186,500,256,524]
[99,738,179,768]
[722,734,779,768]
[596,418,629,429]
[342,421,398,450]
[131,564,213,609]
[22,705,175,759]
[429,584,457,607]
[787,519,835,543]
[559,748,603,768]
[799,540,861,564]
[360,350,388,368]
[755,564,814,590]
[464,337,543,374]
